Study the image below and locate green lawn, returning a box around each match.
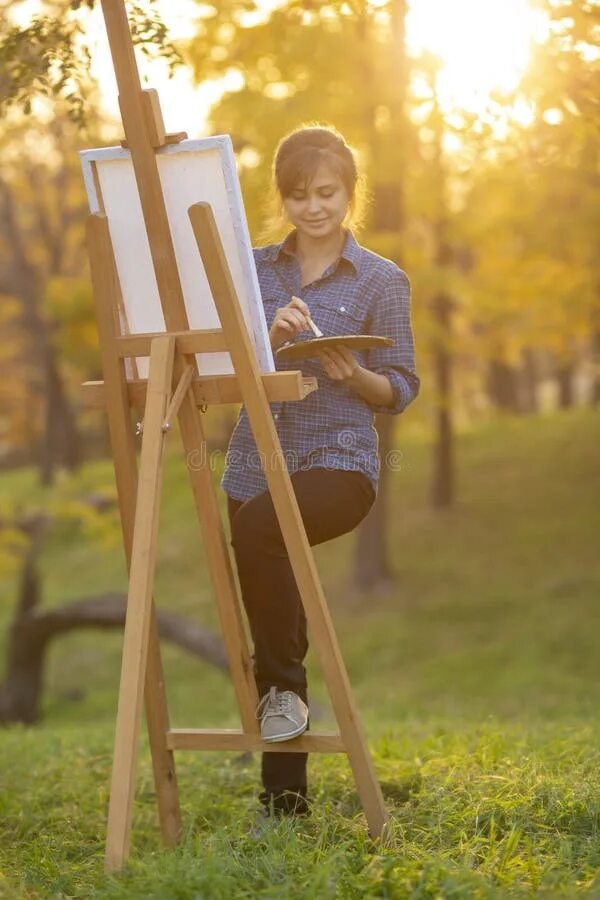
[1,407,599,897]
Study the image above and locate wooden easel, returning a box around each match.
[84,0,388,872]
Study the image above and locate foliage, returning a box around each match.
[524,0,599,126]
[46,276,99,374]
[0,0,597,479]
[0,2,90,124]
[197,1,408,234]
[0,0,182,125]
[186,0,599,398]
[450,0,600,371]
[0,110,104,465]
[0,488,120,586]
[0,0,596,445]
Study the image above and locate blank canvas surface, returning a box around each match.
[80,136,274,378]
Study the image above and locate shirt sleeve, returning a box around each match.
[364,267,420,415]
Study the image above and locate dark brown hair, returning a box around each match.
[274,125,359,200]
[261,124,367,241]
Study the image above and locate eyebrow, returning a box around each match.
[292,182,338,193]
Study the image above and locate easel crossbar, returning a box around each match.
[116,329,227,357]
[82,372,318,409]
[167,730,345,753]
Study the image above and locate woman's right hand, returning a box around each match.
[269,295,311,350]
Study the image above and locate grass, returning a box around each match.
[1,407,599,897]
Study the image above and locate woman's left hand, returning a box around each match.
[316,345,360,383]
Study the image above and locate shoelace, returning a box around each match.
[256,686,294,721]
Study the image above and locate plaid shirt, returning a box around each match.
[220,229,420,501]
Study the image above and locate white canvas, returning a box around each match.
[80,136,275,379]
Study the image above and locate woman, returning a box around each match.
[221,125,420,818]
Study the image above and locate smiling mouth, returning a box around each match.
[305,218,328,225]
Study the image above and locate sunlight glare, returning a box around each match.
[406,0,542,112]
[86,0,220,135]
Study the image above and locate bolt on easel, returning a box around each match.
[82,0,389,873]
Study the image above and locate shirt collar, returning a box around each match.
[265,228,361,274]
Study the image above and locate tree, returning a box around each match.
[0,112,99,481]
[0,0,180,126]
[409,55,458,508]
[523,0,600,407]
[353,0,414,586]
[454,0,600,415]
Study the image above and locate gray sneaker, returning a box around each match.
[256,686,309,743]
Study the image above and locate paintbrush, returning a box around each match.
[306,314,323,338]
[291,296,323,337]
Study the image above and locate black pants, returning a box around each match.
[227,466,376,813]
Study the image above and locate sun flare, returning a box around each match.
[406,0,545,112]
[72,0,549,132]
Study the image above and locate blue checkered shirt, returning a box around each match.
[220,229,420,501]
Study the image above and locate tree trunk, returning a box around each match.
[519,347,539,414]
[556,359,575,409]
[353,0,409,590]
[591,330,600,407]
[0,177,81,486]
[0,517,47,722]
[428,75,456,511]
[0,593,230,726]
[354,416,395,590]
[41,349,81,485]
[487,359,520,411]
[432,292,454,508]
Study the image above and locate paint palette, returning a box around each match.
[275,334,393,361]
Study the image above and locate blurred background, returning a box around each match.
[0,0,598,732]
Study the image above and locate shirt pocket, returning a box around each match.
[308,297,367,338]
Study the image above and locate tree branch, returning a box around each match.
[29,592,229,671]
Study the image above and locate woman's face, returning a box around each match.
[283,163,350,242]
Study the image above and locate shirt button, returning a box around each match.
[340,306,346,312]
[274,413,279,420]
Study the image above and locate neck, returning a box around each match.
[294,227,346,265]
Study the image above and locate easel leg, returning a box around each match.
[177,384,259,732]
[144,606,181,849]
[265,481,389,839]
[105,336,176,872]
[189,203,389,839]
[87,214,181,868]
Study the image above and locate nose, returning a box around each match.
[306,193,323,215]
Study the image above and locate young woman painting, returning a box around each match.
[221,125,420,818]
